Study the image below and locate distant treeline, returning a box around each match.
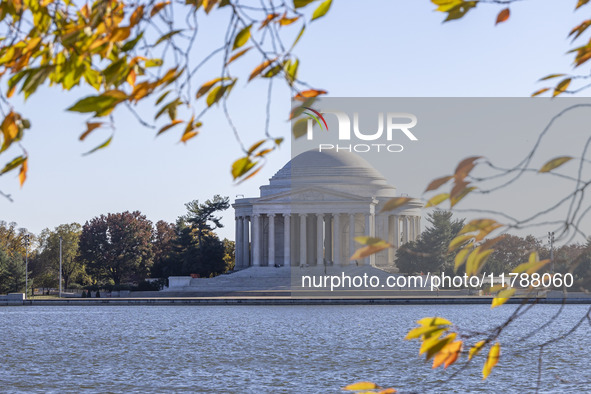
[0,195,234,294]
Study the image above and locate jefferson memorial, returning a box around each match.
[233,150,422,270]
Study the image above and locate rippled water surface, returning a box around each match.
[0,304,589,393]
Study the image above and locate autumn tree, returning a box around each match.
[78,211,154,285]
[0,0,332,196]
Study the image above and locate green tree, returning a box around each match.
[37,223,83,290]
[395,210,464,274]
[0,248,25,294]
[151,220,176,278]
[222,238,235,271]
[78,211,154,285]
[485,234,548,274]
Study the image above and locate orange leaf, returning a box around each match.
[130,6,144,26]
[424,175,453,192]
[226,46,252,65]
[80,122,103,141]
[454,156,481,180]
[150,1,170,17]
[432,340,462,369]
[248,58,275,81]
[180,130,198,143]
[294,89,327,100]
[531,87,550,97]
[19,157,28,187]
[495,8,510,25]
[157,119,183,135]
[553,78,571,96]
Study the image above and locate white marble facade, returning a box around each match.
[232,151,422,269]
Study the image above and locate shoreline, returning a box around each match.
[2,296,591,306]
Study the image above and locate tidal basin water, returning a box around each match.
[1,304,589,393]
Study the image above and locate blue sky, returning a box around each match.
[1,0,588,241]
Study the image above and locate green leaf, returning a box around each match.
[291,25,306,50]
[311,0,332,21]
[82,135,113,156]
[294,0,316,8]
[122,32,144,52]
[233,24,252,50]
[0,155,26,175]
[154,30,183,46]
[145,58,163,67]
[67,95,121,114]
[284,58,299,83]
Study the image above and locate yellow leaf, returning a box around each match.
[424,175,453,192]
[416,317,452,327]
[278,14,299,25]
[180,130,198,143]
[311,0,332,21]
[424,333,456,360]
[531,88,550,97]
[495,8,510,25]
[425,193,449,208]
[342,382,380,391]
[232,156,256,179]
[110,27,131,42]
[454,246,471,271]
[491,287,515,308]
[459,219,499,234]
[233,24,252,50]
[350,241,391,260]
[247,139,266,154]
[469,340,485,360]
[553,78,571,97]
[196,77,229,99]
[448,234,473,252]
[380,197,412,213]
[405,325,447,340]
[1,111,20,152]
[539,156,573,173]
[150,1,170,17]
[482,343,500,379]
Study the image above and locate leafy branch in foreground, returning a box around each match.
[0,0,332,193]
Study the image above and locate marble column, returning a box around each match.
[316,214,324,265]
[268,214,275,267]
[349,213,356,264]
[236,216,243,269]
[403,215,409,244]
[392,215,400,249]
[333,213,341,265]
[415,216,420,240]
[252,215,261,266]
[363,213,370,266]
[324,214,332,263]
[283,214,291,267]
[243,217,250,267]
[299,214,307,267]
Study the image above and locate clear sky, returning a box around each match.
[1,0,589,242]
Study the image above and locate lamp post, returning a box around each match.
[25,234,30,299]
[548,231,555,273]
[59,236,63,298]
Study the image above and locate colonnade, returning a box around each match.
[234,212,421,269]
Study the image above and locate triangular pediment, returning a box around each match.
[256,186,370,204]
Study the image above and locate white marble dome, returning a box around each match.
[260,150,396,199]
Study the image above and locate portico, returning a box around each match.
[233,150,422,270]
